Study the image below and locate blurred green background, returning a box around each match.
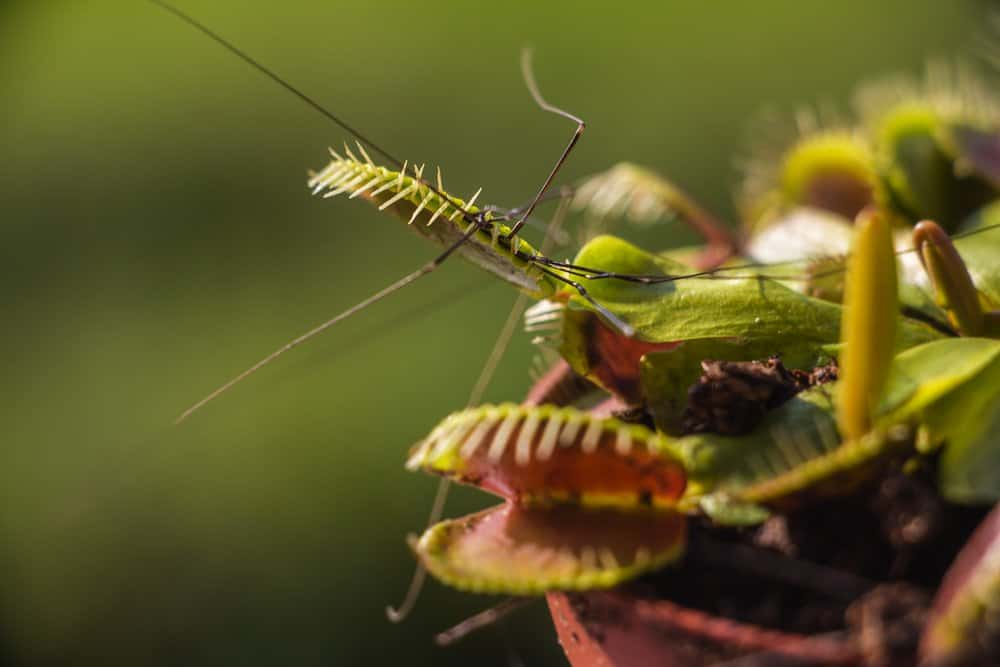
[0,1,988,664]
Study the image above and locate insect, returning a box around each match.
[148,2,1000,664]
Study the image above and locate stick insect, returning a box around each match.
[146,0,577,618]
[151,2,1000,656]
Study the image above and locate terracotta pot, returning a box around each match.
[548,591,862,666]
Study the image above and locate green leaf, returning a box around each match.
[937,393,1000,504]
[406,403,686,510]
[688,338,1000,503]
[558,235,941,406]
[639,338,831,435]
[568,235,841,346]
[413,502,686,594]
[558,307,680,403]
[668,386,858,506]
[669,338,998,508]
[690,338,1000,507]
[877,338,1000,420]
[566,235,938,350]
[872,337,1000,503]
[671,386,838,489]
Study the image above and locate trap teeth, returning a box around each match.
[486,412,521,463]
[524,301,564,333]
[407,404,686,510]
[412,502,687,595]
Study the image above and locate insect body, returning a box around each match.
[307,147,552,296]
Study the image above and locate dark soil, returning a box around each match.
[622,466,988,666]
[653,358,982,660]
[554,356,989,666]
[682,356,838,435]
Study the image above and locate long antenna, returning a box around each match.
[149,0,498,422]
[175,224,480,423]
[525,220,1000,286]
[505,49,585,239]
[148,0,473,221]
[149,0,402,169]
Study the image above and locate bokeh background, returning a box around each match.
[1,1,990,664]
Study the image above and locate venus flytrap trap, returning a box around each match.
[153,2,1000,662]
[569,162,738,267]
[740,124,884,229]
[405,404,687,593]
[395,70,1000,665]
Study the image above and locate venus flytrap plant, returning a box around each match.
[395,75,1000,664]
[401,218,1000,665]
[402,200,988,580]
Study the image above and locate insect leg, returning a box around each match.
[388,189,577,623]
[150,0,476,225]
[520,219,1000,291]
[433,598,530,647]
[175,223,482,423]
[487,184,575,246]
[505,50,586,245]
[535,264,636,337]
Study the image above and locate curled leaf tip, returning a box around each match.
[913,220,984,336]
